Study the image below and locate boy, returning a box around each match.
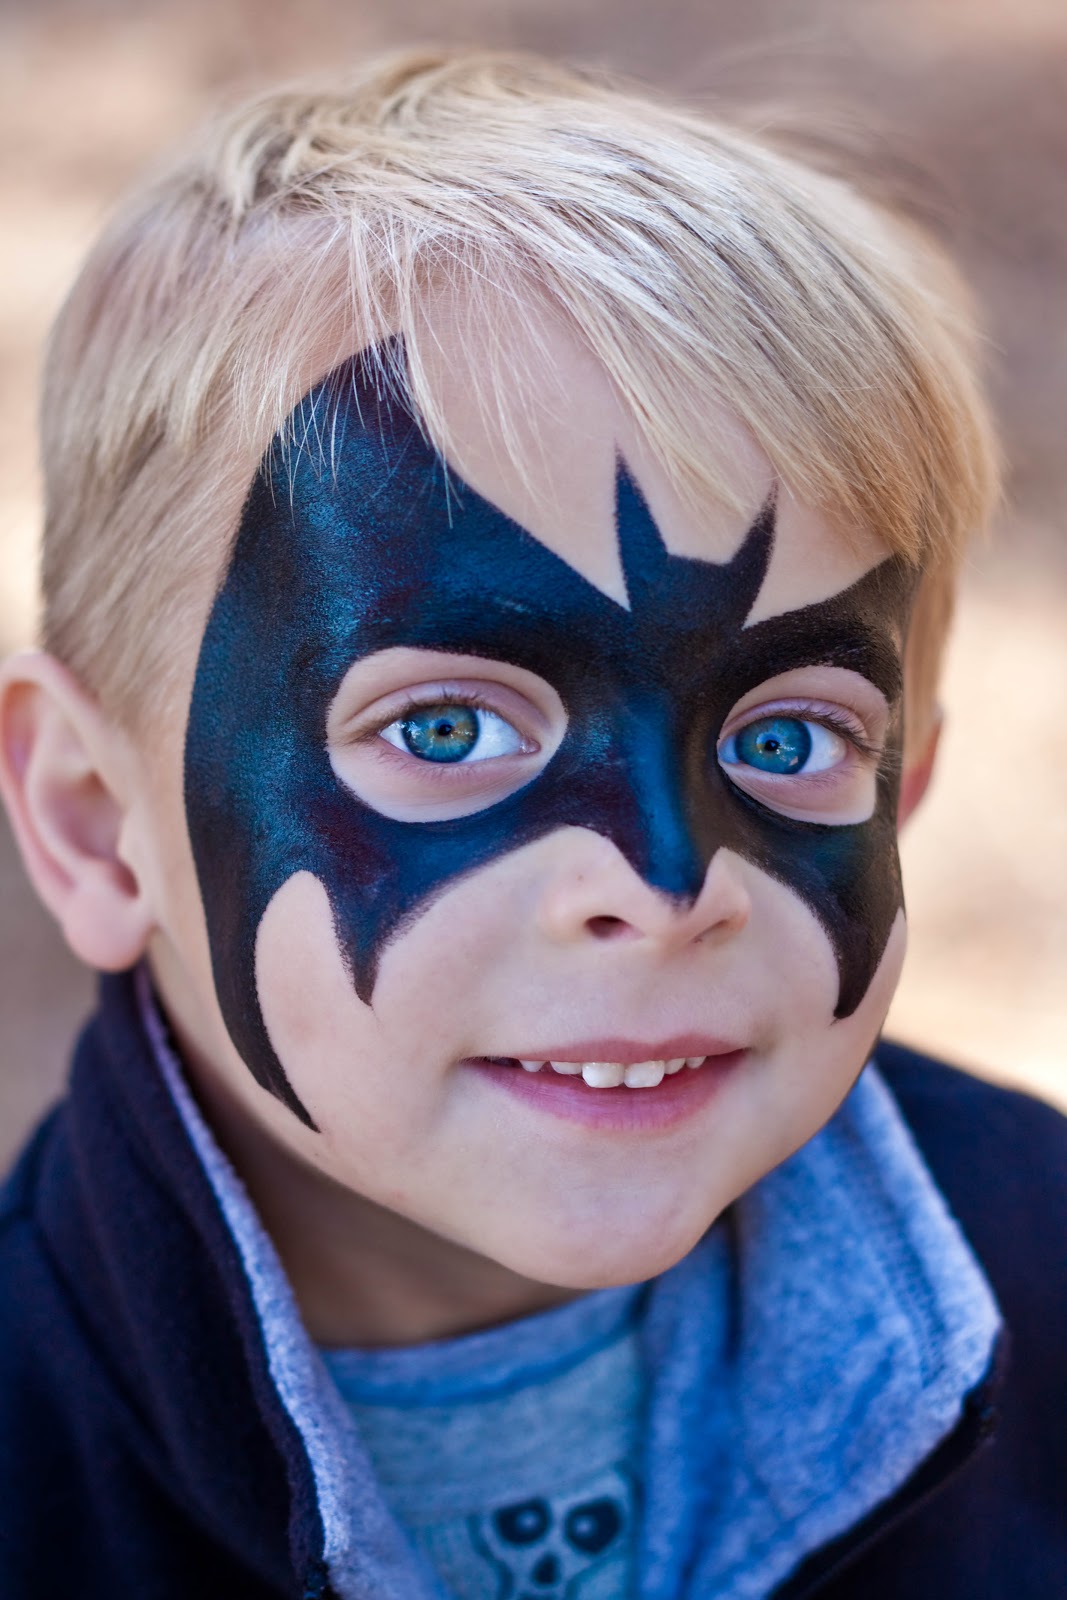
[1,48,1064,1600]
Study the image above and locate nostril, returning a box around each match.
[585,915,637,940]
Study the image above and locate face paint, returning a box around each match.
[185,350,917,1125]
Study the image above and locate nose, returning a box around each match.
[536,832,750,952]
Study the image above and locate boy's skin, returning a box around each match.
[0,301,938,1348]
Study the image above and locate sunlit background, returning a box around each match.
[1,0,1065,1165]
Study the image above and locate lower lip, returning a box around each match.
[468,1053,747,1131]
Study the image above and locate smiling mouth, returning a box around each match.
[476,1053,726,1090]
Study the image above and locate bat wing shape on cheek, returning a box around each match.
[184,351,917,1125]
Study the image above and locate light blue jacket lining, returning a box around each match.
[139,969,1000,1600]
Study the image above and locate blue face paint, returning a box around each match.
[185,348,916,1126]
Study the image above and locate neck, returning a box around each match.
[181,1051,579,1348]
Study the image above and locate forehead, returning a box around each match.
[205,335,909,723]
[186,290,896,706]
[394,290,892,625]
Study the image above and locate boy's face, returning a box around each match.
[150,312,914,1292]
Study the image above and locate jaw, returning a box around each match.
[243,842,907,1315]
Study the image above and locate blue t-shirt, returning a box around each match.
[322,1284,646,1599]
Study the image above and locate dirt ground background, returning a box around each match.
[1,0,1065,1167]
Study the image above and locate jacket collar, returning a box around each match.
[636,1065,1002,1598]
[136,968,431,1599]
[39,968,1004,1599]
[34,970,330,1595]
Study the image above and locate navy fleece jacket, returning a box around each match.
[0,971,1065,1597]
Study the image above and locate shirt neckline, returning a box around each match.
[322,1279,647,1407]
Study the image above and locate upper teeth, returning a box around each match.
[517,1056,705,1089]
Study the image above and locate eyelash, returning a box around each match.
[356,689,531,751]
[351,692,882,771]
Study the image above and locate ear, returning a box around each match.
[0,651,154,970]
[897,709,942,829]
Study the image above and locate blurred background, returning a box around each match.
[1,0,1065,1166]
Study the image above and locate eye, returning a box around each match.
[719,715,845,776]
[379,701,527,764]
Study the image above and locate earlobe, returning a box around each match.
[897,710,942,829]
[0,651,153,971]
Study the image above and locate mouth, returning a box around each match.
[465,1038,747,1130]
[477,1053,720,1090]
[473,1035,742,1089]
[467,1043,742,1132]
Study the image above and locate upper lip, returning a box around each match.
[492,1035,745,1064]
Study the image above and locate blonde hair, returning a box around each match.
[40,49,999,758]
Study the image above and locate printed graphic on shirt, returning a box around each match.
[467,1464,637,1599]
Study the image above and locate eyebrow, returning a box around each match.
[740,606,905,704]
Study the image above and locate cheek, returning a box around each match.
[368,841,549,1038]
[740,865,846,1034]
[254,845,547,1111]
[254,872,423,1158]
[727,902,907,1189]
[253,862,535,1175]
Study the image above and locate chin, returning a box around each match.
[480,1203,723,1293]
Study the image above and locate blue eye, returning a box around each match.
[380,702,526,764]
[720,715,844,776]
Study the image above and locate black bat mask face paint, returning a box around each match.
[186,351,917,1126]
